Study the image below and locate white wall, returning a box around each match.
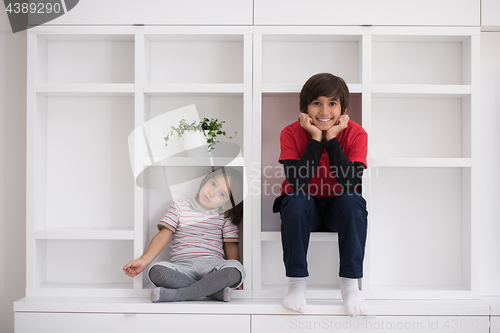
[0,8,27,333]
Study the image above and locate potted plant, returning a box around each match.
[164,117,237,153]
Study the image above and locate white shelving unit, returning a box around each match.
[25,24,479,302]
[26,26,253,298]
[254,26,480,300]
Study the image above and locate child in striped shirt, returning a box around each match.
[123,167,245,302]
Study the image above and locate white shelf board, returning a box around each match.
[34,228,135,240]
[37,283,134,289]
[481,297,500,315]
[144,157,244,167]
[255,286,342,300]
[370,158,472,168]
[36,84,135,96]
[141,26,252,36]
[369,26,481,38]
[29,29,137,40]
[372,84,471,97]
[26,284,141,298]
[366,285,478,300]
[261,83,362,94]
[14,297,490,316]
[260,231,338,242]
[144,84,244,95]
[255,26,370,37]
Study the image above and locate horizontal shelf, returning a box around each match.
[256,285,341,300]
[372,84,472,97]
[253,285,478,300]
[144,83,244,95]
[26,283,143,298]
[481,297,500,315]
[261,83,362,93]
[261,231,338,242]
[34,228,135,240]
[36,84,135,96]
[144,156,244,167]
[14,297,490,316]
[370,158,472,167]
[37,283,134,289]
[35,84,246,95]
[366,285,478,300]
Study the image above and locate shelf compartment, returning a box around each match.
[145,34,244,84]
[34,228,134,240]
[29,239,134,297]
[369,167,473,295]
[142,94,244,163]
[260,92,363,232]
[36,34,135,84]
[371,96,470,159]
[42,95,135,230]
[261,35,362,86]
[372,35,473,85]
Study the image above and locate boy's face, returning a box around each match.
[306,96,343,131]
[197,173,231,210]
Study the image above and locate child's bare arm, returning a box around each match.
[123,227,173,277]
[224,242,242,289]
[224,242,240,261]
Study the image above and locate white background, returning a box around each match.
[1,1,500,332]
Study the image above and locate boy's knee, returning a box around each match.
[282,192,314,211]
[336,192,367,216]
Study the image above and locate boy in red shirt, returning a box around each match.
[273,73,368,316]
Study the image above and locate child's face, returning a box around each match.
[197,174,231,211]
[306,95,343,132]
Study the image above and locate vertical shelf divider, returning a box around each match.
[360,32,372,292]
[252,33,263,293]
[134,31,146,290]
[242,33,254,296]
[26,33,38,294]
[468,33,480,296]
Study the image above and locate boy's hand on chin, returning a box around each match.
[326,114,349,141]
[299,113,322,141]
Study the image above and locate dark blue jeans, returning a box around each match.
[280,191,368,279]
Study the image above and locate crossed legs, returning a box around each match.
[149,264,241,302]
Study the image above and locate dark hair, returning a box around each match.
[299,73,349,115]
[198,167,244,225]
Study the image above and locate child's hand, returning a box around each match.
[123,259,147,278]
[325,114,349,141]
[299,113,322,142]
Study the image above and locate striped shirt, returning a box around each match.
[157,198,239,262]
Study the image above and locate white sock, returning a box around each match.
[340,277,369,317]
[283,277,306,313]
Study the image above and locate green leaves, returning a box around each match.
[164,117,237,152]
